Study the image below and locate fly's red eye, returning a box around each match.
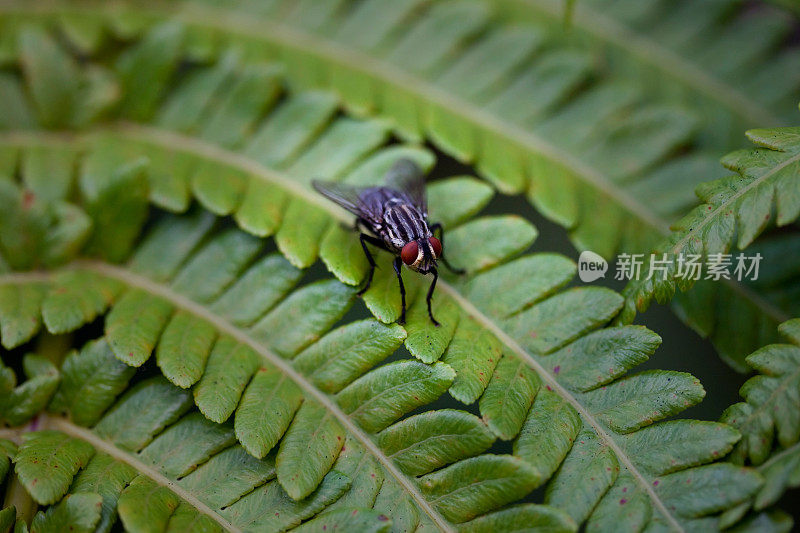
[429,237,442,258]
[401,241,419,265]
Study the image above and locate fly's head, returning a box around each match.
[400,237,442,273]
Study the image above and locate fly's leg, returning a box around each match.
[393,256,407,325]
[357,233,386,297]
[426,267,440,327]
[430,223,465,275]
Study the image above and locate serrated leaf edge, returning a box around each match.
[3,261,454,532]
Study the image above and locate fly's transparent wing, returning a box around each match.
[385,158,427,214]
[312,181,392,232]
[312,180,371,218]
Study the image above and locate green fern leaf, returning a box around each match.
[478,355,540,440]
[0,506,14,532]
[275,401,346,500]
[18,28,83,129]
[193,336,260,424]
[3,0,798,368]
[0,282,46,349]
[378,480,426,533]
[30,492,103,533]
[68,453,136,533]
[0,180,92,271]
[0,440,15,483]
[0,354,59,426]
[105,289,174,366]
[459,503,576,532]
[234,365,303,459]
[377,409,495,477]
[11,379,387,531]
[719,319,800,521]
[115,21,185,122]
[291,508,392,533]
[0,17,780,531]
[622,120,800,369]
[513,389,581,481]
[40,271,121,335]
[155,311,218,388]
[0,73,35,130]
[325,437,382,512]
[419,455,541,523]
[18,26,118,129]
[337,361,455,434]
[293,319,406,394]
[20,144,77,203]
[0,161,755,530]
[116,476,181,531]
[14,431,95,505]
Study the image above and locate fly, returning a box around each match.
[312,158,463,326]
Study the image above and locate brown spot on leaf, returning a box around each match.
[22,190,35,209]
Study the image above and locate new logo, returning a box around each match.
[578,250,608,282]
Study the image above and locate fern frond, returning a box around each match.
[7,0,797,247]
[718,319,800,525]
[501,0,797,133]
[11,382,393,533]
[2,0,796,368]
[621,118,800,369]
[0,19,776,530]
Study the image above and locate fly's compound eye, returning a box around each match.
[401,241,419,265]
[429,236,442,258]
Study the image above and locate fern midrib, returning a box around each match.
[509,0,782,128]
[0,272,51,285]
[668,150,800,257]
[0,429,21,443]
[436,284,685,532]
[41,415,241,533]
[64,261,455,533]
[0,0,667,235]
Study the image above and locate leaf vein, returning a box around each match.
[44,416,241,533]
[437,285,685,532]
[69,260,454,533]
